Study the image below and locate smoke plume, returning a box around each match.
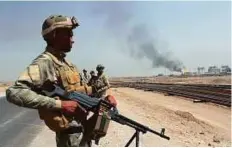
[91,2,183,72]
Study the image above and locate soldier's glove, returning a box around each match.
[105,95,117,107]
[61,100,87,121]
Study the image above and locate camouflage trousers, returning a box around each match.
[55,121,92,147]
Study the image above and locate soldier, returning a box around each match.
[88,70,96,86]
[81,69,90,84]
[5,14,116,147]
[90,70,96,77]
[91,64,111,98]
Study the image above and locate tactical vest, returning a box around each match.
[44,52,92,94]
[40,52,112,140]
[96,75,105,87]
[38,51,92,132]
[93,75,108,98]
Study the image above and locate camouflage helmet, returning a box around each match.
[96,64,105,71]
[42,15,79,38]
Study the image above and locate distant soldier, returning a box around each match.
[90,70,96,77]
[92,64,110,98]
[81,69,90,84]
[88,70,97,86]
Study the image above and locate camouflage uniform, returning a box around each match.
[92,74,110,98]
[88,76,97,87]
[81,73,91,85]
[6,15,92,147]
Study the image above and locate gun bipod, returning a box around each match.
[125,129,140,147]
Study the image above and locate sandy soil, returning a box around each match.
[29,87,231,147]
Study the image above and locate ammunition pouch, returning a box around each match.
[38,108,70,132]
[83,101,111,144]
[92,111,111,142]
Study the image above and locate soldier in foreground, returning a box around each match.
[5,14,116,147]
[91,64,111,98]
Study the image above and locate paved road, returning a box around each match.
[0,93,44,146]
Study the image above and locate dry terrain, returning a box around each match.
[29,87,231,147]
[110,75,231,85]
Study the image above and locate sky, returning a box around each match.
[0,1,231,81]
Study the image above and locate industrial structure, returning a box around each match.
[180,65,231,76]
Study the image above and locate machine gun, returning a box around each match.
[41,81,170,147]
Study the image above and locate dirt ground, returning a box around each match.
[111,75,231,85]
[150,75,231,85]
[29,87,231,147]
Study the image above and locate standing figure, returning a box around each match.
[92,64,111,98]
[6,14,94,147]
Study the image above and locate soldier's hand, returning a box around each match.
[105,95,117,107]
[61,100,87,116]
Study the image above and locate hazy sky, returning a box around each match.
[0,1,231,81]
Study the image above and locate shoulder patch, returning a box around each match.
[28,64,41,82]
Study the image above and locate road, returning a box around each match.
[0,92,44,146]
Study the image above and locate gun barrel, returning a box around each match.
[113,114,170,140]
[147,128,170,140]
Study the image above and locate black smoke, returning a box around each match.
[90,2,183,72]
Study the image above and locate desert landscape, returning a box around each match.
[0,1,230,146]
